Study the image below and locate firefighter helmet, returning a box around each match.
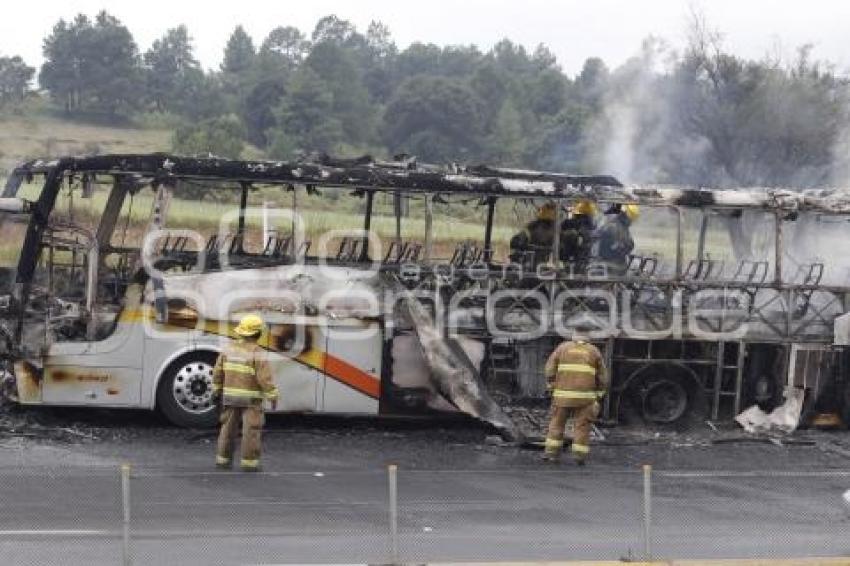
[622,203,640,221]
[235,314,265,337]
[537,202,557,221]
[573,199,598,216]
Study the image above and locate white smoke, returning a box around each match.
[584,17,850,190]
[602,102,637,181]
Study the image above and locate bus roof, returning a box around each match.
[10,153,850,214]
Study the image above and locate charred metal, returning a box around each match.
[0,153,848,437]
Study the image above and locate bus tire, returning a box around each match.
[620,362,706,426]
[156,351,219,428]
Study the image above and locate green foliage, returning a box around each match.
[26,12,850,190]
[40,11,141,115]
[527,104,589,171]
[143,25,199,113]
[384,75,482,160]
[0,56,34,108]
[311,15,358,46]
[271,66,342,152]
[260,26,309,71]
[668,42,845,186]
[304,42,374,145]
[221,25,256,74]
[576,57,609,109]
[171,114,245,158]
[239,77,286,146]
[266,129,297,160]
[487,99,524,165]
[528,69,568,117]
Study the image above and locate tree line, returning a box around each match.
[1,10,849,188]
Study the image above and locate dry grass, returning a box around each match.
[0,113,171,173]
[8,181,738,269]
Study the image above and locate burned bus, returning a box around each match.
[0,153,848,436]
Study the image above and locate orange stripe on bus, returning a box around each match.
[324,354,381,398]
[294,350,381,399]
[158,318,381,399]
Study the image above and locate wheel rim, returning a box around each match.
[641,379,688,424]
[172,361,215,415]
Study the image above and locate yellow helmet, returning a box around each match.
[573,199,598,216]
[622,203,640,221]
[235,314,265,337]
[537,202,557,221]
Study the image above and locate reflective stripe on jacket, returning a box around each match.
[552,389,606,400]
[212,340,279,407]
[544,340,607,408]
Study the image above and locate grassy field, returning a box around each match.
[37,185,515,261]
[14,172,741,271]
[0,112,171,173]
[34,182,739,270]
[0,99,266,173]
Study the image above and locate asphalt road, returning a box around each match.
[0,412,849,565]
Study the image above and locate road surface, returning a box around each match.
[0,411,848,564]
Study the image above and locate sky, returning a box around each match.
[4,0,850,76]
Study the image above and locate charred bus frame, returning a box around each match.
[1,154,848,429]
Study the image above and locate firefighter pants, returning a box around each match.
[544,402,599,461]
[216,405,264,469]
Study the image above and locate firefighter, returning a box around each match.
[559,199,597,268]
[593,203,638,275]
[213,314,279,472]
[509,203,557,267]
[542,336,608,465]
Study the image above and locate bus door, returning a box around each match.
[266,319,323,412]
[320,319,382,414]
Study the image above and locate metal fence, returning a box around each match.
[0,464,848,565]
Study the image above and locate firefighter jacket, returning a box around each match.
[212,340,279,407]
[544,340,608,408]
[594,214,634,264]
[560,215,595,263]
[509,219,555,265]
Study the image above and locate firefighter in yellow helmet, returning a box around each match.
[559,199,598,268]
[542,335,608,465]
[509,202,557,267]
[213,314,279,471]
[593,203,639,276]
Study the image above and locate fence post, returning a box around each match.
[643,464,652,561]
[121,463,131,566]
[388,464,399,565]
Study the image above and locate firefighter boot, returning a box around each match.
[542,437,564,463]
[541,452,560,463]
[571,444,589,466]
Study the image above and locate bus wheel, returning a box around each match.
[640,377,689,424]
[157,352,219,428]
